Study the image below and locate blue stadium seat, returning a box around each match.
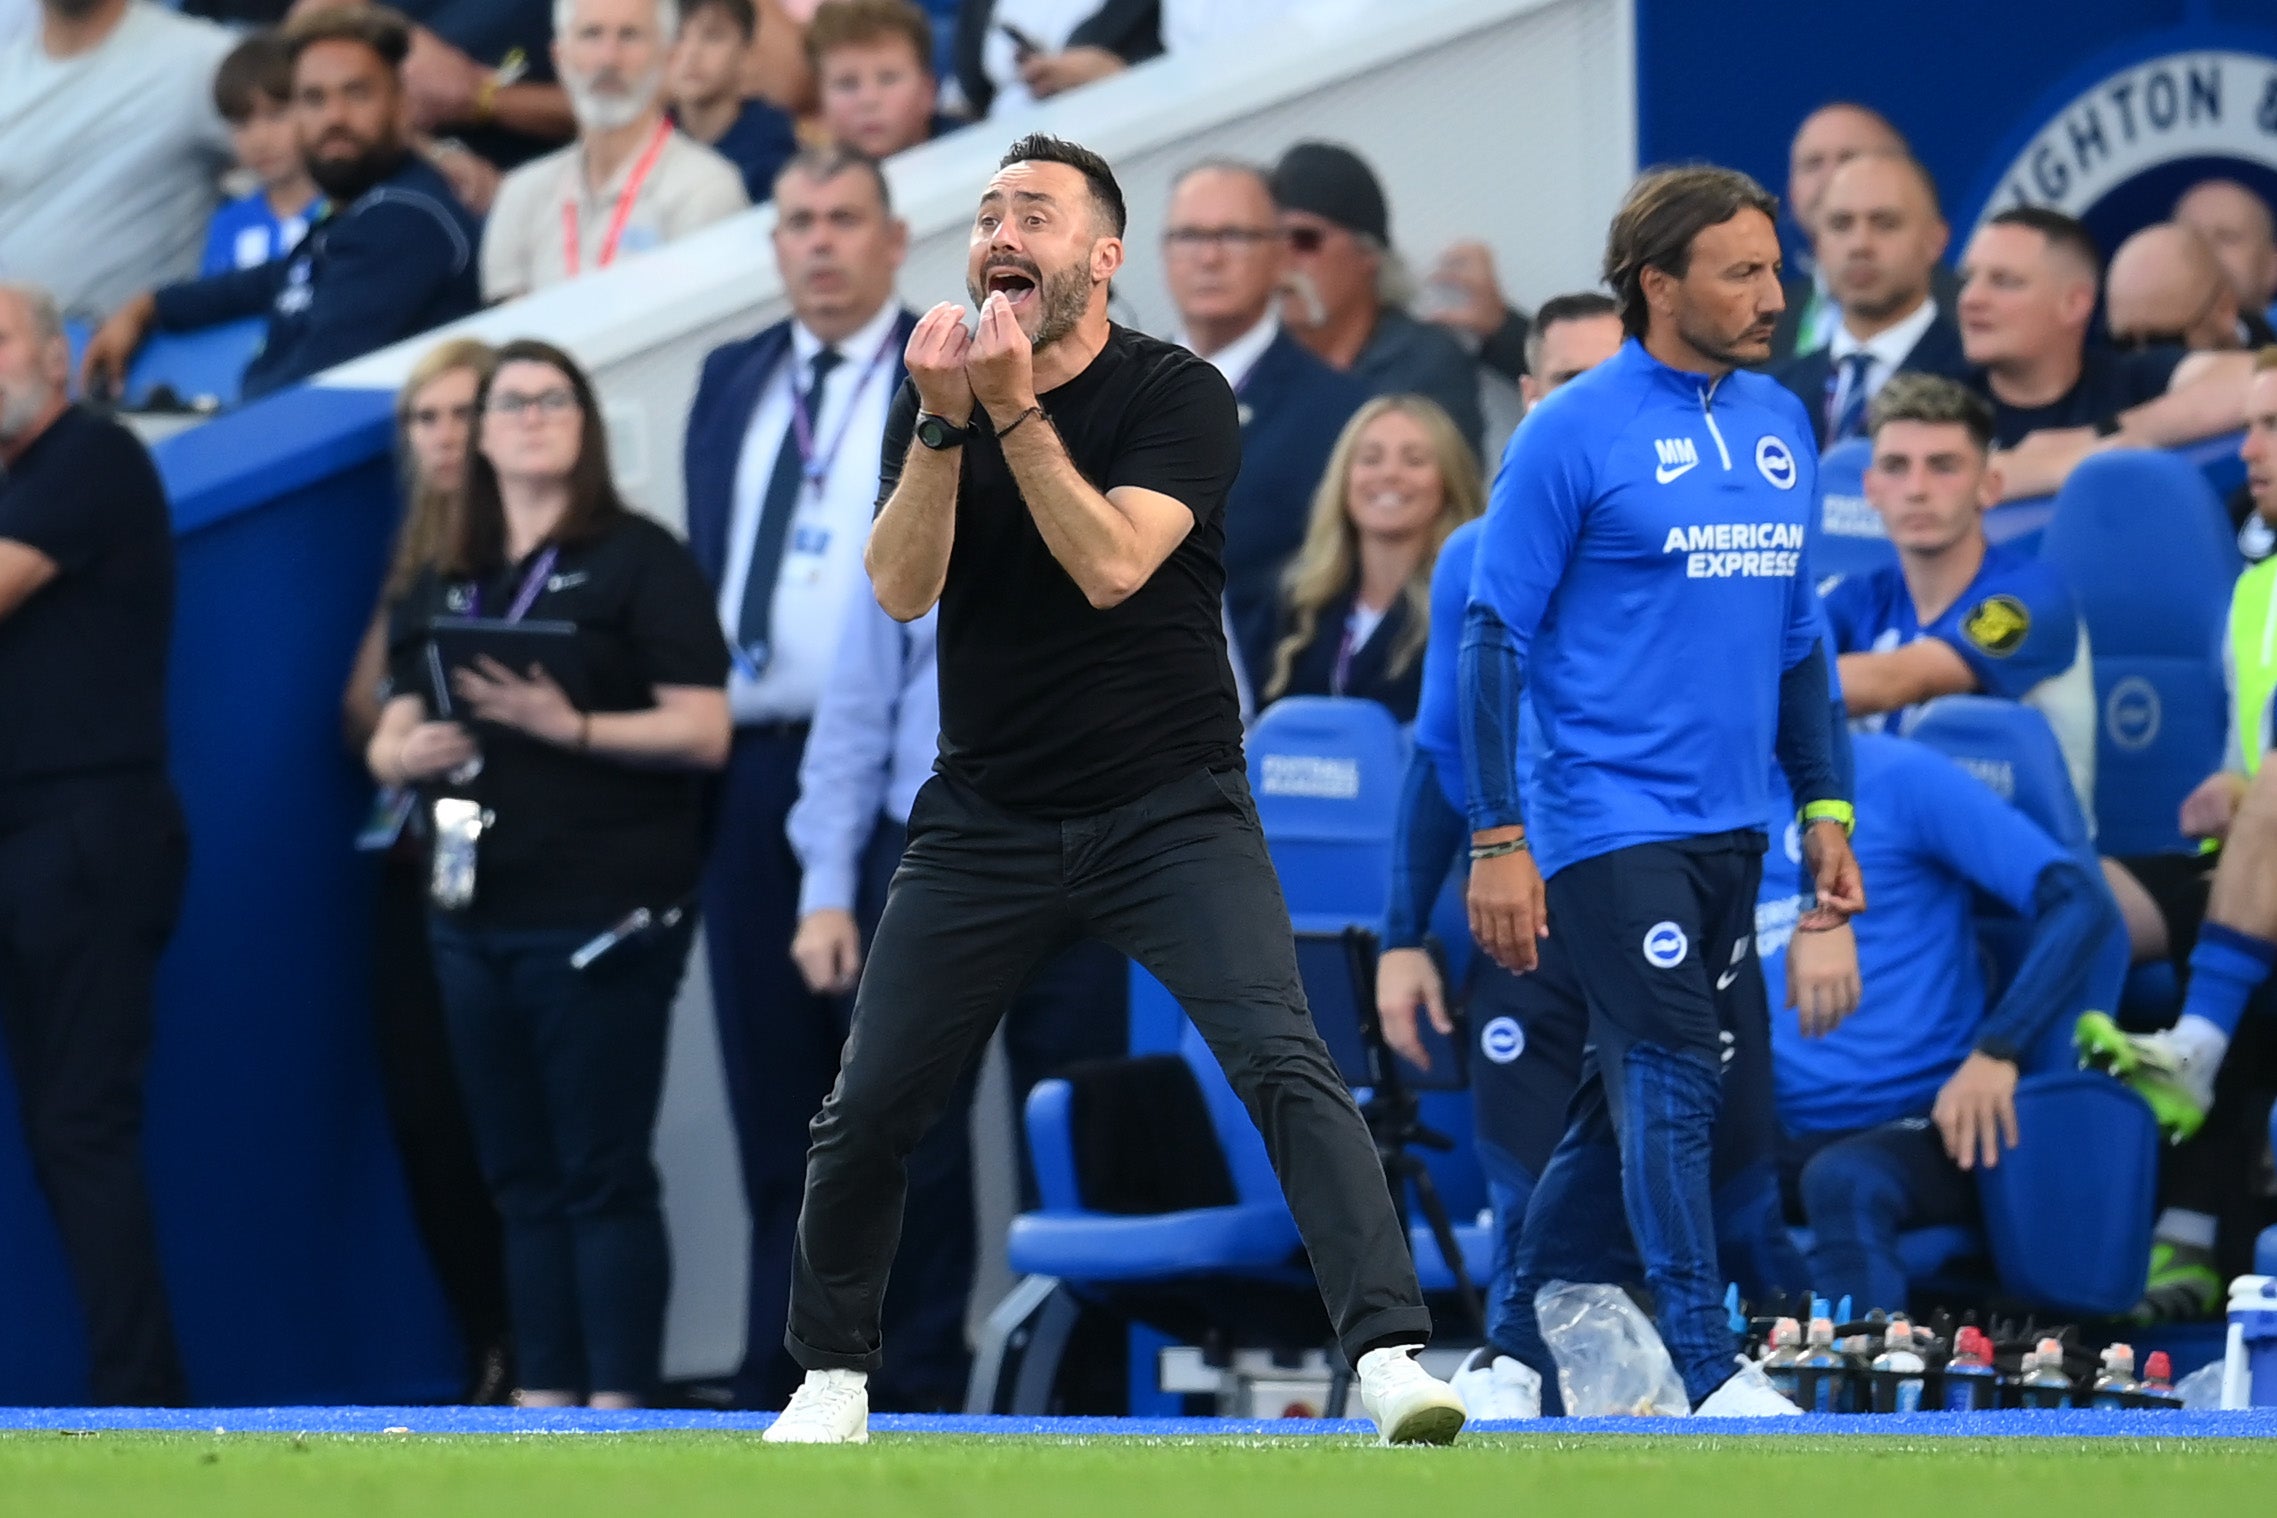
[1976,1073,2158,1316]
[2039,449,2240,855]
[124,317,266,409]
[1810,437,1897,586]
[1247,696,1408,923]
[2261,1102,2277,1277]
[2176,429,2248,502]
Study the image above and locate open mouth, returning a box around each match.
[984,267,1039,308]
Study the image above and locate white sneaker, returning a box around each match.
[1692,1357,1802,1417]
[763,1368,870,1444]
[1450,1347,1541,1420]
[1355,1344,1467,1446]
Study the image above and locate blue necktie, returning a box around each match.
[1828,351,1876,443]
[737,346,842,672]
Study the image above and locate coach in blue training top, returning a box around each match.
[1460,166,1865,1415]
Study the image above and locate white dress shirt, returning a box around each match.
[1825,298,1941,429]
[716,300,903,726]
[1177,310,1279,394]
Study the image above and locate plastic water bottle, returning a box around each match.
[1869,1319,1928,1413]
[2090,1344,2139,1409]
[2140,1350,2181,1410]
[1794,1316,1847,1413]
[1760,1317,1803,1405]
[2018,1337,2074,1409]
[1940,1325,2001,1412]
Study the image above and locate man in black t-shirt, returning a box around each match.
[1956,207,2258,498]
[764,136,1464,1448]
[0,282,189,1407]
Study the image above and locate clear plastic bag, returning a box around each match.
[2176,1361,2226,1411]
[1535,1280,1690,1417]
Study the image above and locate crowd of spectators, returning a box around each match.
[5,0,2277,1413]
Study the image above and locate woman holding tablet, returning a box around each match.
[365,339,731,1409]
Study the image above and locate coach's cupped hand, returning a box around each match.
[905,301,975,427]
[1467,834,1547,974]
[1797,818,1867,931]
[966,290,1037,420]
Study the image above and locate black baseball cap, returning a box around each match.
[1270,141,1390,244]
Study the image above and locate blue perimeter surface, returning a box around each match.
[0,1407,2273,1438]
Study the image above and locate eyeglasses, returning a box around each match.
[1284,225,1330,255]
[1163,227,1279,251]
[486,388,580,418]
[409,402,475,429]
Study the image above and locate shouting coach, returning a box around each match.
[762,135,1466,1448]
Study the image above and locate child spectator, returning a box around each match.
[202,31,322,275]
[807,0,950,162]
[667,0,798,206]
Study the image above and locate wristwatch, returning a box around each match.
[914,411,969,451]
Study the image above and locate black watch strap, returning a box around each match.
[914,411,968,450]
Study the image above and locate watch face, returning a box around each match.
[917,415,959,449]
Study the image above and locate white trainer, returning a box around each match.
[1692,1357,1801,1417]
[1450,1347,1541,1421]
[1355,1345,1468,1445]
[763,1368,870,1444]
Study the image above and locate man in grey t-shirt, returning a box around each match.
[0,0,235,317]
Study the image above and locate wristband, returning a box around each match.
[1469,837,1529,861]
[1800,799,1855,836]
[995,404,1044,439]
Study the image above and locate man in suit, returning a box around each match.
[1774,151,1968,448]
[681,143,913,1408]
[1161,158,1368,699]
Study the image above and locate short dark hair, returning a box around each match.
[773,143,893,214]
[282,4,412,71]
[214,31,295,122]
[452,340,627,578]
[805,0,932,72]
[1987,205,2103,280]
[1866,372,1996,453]
[999,133,1125,237]
[1524,290,1620,371]
[1602,165,1781,338]
[681,0,755,42]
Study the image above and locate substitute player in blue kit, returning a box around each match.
[1460,166,1865,1415]
[1824,373,2096,817]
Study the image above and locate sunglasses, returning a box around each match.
[1284,225,1330,255]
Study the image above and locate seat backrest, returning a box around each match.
[1176,1020,1283,1205]
[1248,696,1407,923]
[1977,1071,2157,1317]
[1811,437,1898,586]
[125,317,267,410]
[2039,450,2239,855]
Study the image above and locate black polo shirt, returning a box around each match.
[388,511,729,930]
[1969,342,2185,448]
[880,324,1245,817]
[0,407,174,788]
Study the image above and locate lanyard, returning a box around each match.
[788,326,901,494]
[469,545,560,623]
[561,119,674,277]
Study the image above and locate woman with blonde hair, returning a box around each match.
[1263,394,1484,721]
[339,336,513,1404]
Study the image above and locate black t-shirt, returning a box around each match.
[880,324,1245,816]
[387,511,729,929]
[390,0,565,170]
[0,407,173,786]
[1969,343,2185,448]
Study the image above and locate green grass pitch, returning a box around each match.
[0,1432,2271,1517]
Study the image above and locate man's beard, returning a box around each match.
[1279,269,1329,329]
[306,136,402,202]
[566,66,662,133]
[965,258,1093,351]
[1677,309,1773,367]
[0,375,56,446]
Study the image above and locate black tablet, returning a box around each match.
[424,617,590,716]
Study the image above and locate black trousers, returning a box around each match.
[0,772,188,1406]
[785,766,1430,1373]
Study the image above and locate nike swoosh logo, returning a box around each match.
[1716,966,1741,990]
[1655,459,1697,484]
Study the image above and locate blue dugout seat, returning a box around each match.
[124,317,266,410]
[2039,449,2240,856]
[1904,696,2155,1316]
[1811,437,1897,587]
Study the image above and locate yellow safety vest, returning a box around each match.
[2227,558,2277,778]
